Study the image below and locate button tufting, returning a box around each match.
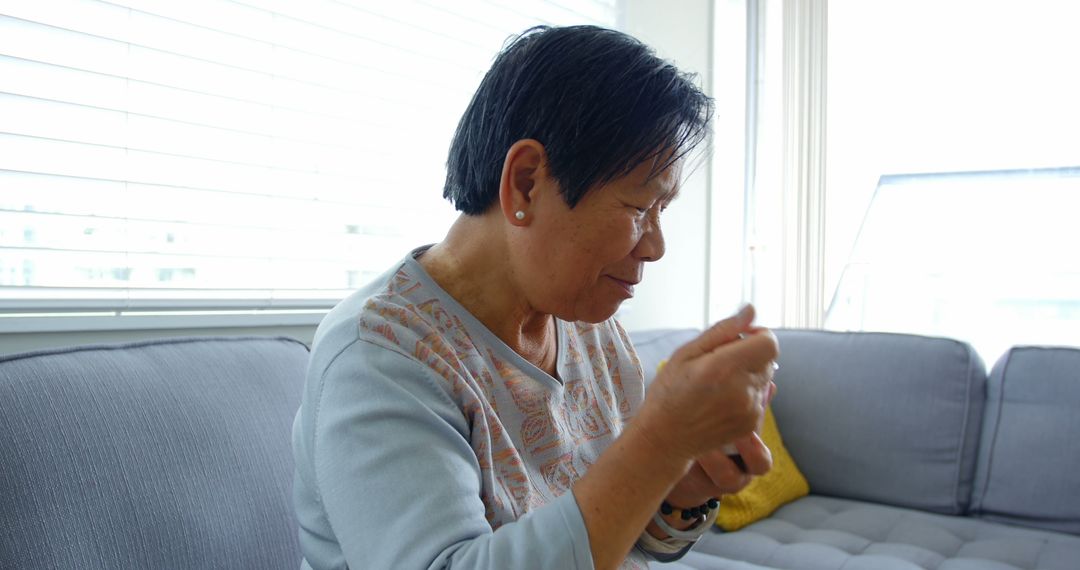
[685,496,1080,570]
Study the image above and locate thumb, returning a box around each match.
[671,304,755,362]
[733,432,773,477]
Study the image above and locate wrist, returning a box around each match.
[662,497,721,521]
[647,497,721,540]
[648,504,720,543]
[646,512,694,540]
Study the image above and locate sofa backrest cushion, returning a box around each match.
[771,330,987,514]
[628,328,701,386]
[0,336,308,570]
[971,346,1080,534]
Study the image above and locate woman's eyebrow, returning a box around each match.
[651,183,680,205]
[640,175,679,196]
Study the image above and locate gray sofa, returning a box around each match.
[0,336,309,569]
[3,330,1077,570]
[632,329,1080,570]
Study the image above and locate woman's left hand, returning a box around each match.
[645,434,772,540]
[662,378,777,514]
[664,432,772,509]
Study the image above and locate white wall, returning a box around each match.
[617,0,715,332]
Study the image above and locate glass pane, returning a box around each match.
[826,168,1080,360]
[826,0,1080,360]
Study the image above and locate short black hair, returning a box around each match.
[443,25,714,214]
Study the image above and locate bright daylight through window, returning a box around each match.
[0,0,618,330]
[824,0,1080,361]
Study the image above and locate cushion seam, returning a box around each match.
[953,344,978,513]
[976,349,1012,514]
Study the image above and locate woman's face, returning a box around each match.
[517,157,678,323]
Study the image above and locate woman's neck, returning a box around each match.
[418,213,558,375]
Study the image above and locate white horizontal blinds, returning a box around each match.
[0,0,619,313]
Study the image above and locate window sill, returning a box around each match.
[0,309,328,333]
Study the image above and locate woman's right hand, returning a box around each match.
[636,304,779,465]
[572,304,777,569]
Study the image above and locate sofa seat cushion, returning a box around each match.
[669,496,1080,570]
[652,552,778,569]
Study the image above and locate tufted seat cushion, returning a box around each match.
[678,496,1080,570]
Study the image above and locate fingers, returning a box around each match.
[671,304,755,363]
[700,327,779,379]
[733,433,773,477]
[694,432,774,497]
[696,448,751,492]
[644,306,780,463]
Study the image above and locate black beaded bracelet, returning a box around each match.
[660,498,720,521]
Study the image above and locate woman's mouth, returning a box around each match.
[606,276,637,298]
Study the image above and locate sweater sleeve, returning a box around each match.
[307,339,595,570]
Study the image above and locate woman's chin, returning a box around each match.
[574,301,623,324]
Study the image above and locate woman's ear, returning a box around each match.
[498,139,547,225]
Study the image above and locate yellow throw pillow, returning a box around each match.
[654,360,808,530]
[717,405,809,531]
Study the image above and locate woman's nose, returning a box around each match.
[634,220,666,262]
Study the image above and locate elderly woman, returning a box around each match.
[292,25,778,570]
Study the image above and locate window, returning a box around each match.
[825,0,1080,360]
[735,0,1079,361]
[826,167,1080,360]
[0,0,619,331]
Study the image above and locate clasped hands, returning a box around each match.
[638,304,779,522]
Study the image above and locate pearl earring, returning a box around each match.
[515,211,525,220]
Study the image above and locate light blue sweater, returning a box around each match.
[292,248,684,569]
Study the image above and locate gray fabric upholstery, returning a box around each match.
[631,328,701,386]
[0,336,308,570]
[771,330,986,514]
[652,551,778,569]
[971,346,1080,534]
[630,328,1080,570]
[669,496,1080,570]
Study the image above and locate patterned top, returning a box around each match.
[292,248,663,570]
